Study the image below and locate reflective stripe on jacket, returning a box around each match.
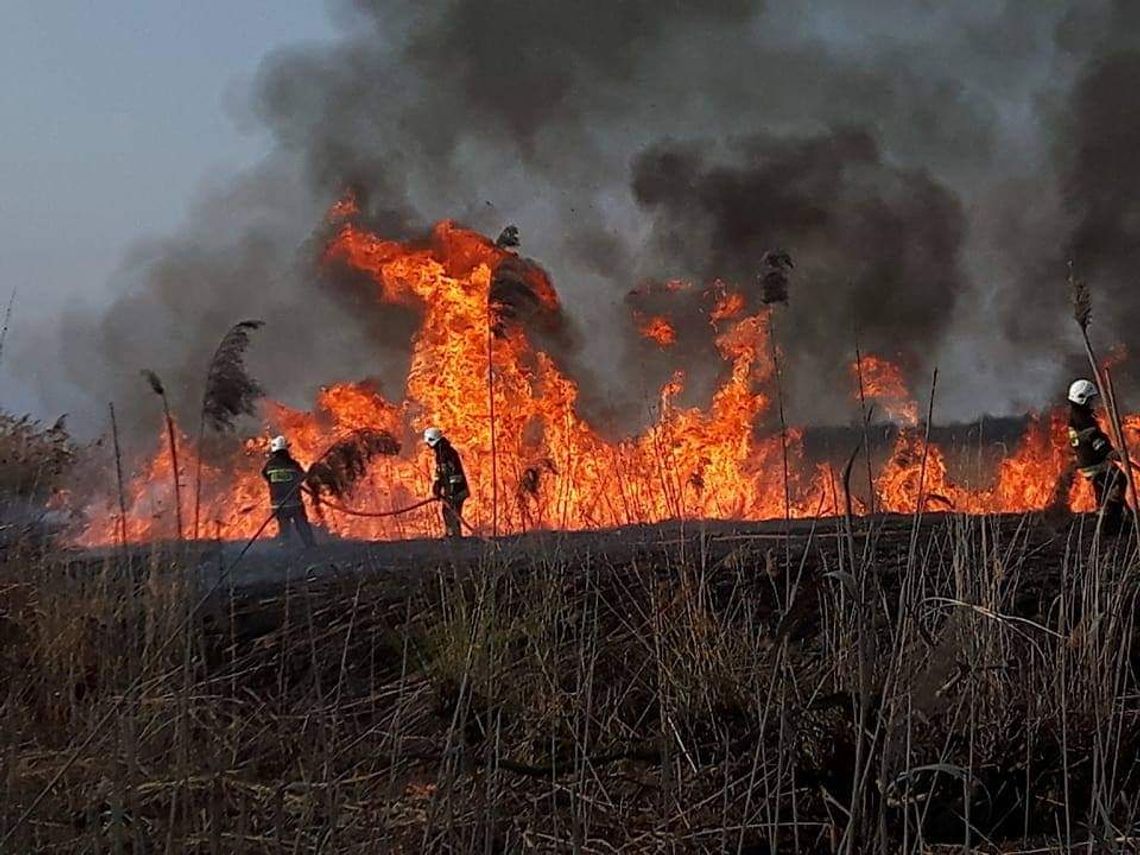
[262,451,306,508]
[1068,425,1113,479]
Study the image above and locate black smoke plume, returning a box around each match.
[20,0,1140,441]
[629,130,967,422]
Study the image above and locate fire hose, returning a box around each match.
[302,487,484,537]
[305,489,439,518]
[1,433,482,845]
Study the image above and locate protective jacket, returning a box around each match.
[262,450,307,509]
[432,438,469,501]
[1068,405,1115,478]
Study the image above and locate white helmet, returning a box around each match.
[269,435,289,453]
[423,427,444,447]
[1068,379,1099,406]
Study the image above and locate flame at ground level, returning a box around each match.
[73,218,1120,545]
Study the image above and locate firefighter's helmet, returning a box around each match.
[423,427,444,447]
[1068,379,1099,406]
[269,435,289,453]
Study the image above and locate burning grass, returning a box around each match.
[2,512,1138,851]
[69,215,1130,549]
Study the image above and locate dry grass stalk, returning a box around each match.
[0,288,16,371]
[1065,263,1139,540]
[108,403,128,550]
[1100,369,1140,542]
[488,308,499,537]
[0,412,75,501]
[766,313,793,605]
[1069,262,1092,331]
[141,369,183,540]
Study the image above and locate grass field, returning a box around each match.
[2,510,1138,853]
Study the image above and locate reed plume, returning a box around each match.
[140,369,183,540]
[759,249,793,305]
[201,320,265,432]
[193,321,265,539]
[306,429,401,500]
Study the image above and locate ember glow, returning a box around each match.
[73,211,1125,545]
[636,314,677,347]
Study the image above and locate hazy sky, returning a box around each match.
[0,1,335,415]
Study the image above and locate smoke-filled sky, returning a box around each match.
[0,1,334,419]
[5,0,1140,439]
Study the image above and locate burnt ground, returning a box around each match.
[66,509,1083,601]
[58,511,1108,654]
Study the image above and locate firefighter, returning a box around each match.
[1067,379,1127,535]
[424,427,469,538]
[261,435,316,547]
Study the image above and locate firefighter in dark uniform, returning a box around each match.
[262,435,316,547]
[1067,379,1127,535]
[424,427,469,538]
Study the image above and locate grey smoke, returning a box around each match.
[52,160,419,444]
[16,0,1140,444]
[976,0,1140,410]
[1054,24,1140,392]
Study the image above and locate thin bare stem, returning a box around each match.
[0,288,16,372]
[488,306,499,538]
[108,402,128,550]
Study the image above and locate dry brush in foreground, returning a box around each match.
[1,513,1139,852]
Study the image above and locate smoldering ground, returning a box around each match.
[13,0,1140,443]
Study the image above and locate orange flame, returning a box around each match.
[636,314,677,347]
[72,213,1134,545]
[852,354,919,426]
[709,291,746,324]
[326,190,359,223]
